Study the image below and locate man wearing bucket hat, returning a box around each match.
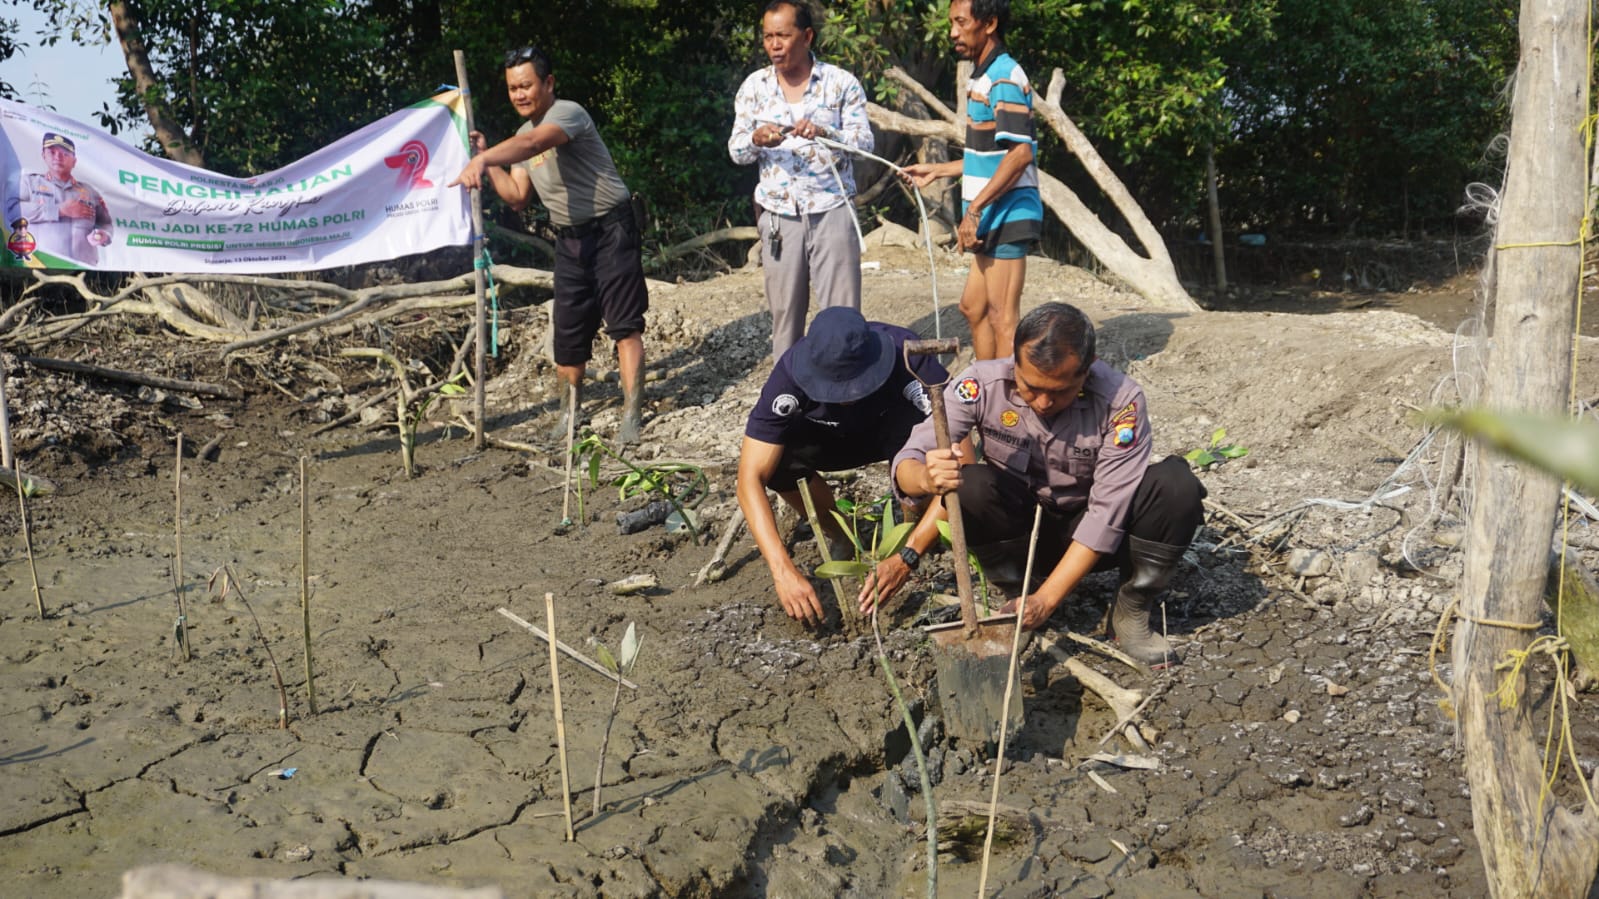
[737,307,948,625]
[5,132,114,265]
[889,302,1205,667]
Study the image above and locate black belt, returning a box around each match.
[555,202,631,239]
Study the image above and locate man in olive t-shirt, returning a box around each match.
[450,45,650,445]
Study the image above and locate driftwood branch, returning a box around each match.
[21,354,241,399]
[660,227,760,262]
[872,66,1199,313]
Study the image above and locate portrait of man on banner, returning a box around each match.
[4,131,115,266]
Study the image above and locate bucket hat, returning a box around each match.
[789,307,895,404]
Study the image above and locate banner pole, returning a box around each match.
[454,49,488,451]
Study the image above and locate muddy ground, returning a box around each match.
[2,238,1597,898]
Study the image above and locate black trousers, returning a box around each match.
[957,454,1206,573]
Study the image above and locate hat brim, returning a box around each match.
[792,330,896,404]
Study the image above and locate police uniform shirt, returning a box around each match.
[745,323,947,446]
[892,357,1151,554]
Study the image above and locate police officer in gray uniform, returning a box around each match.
[891,302,1204,667]
[6,133,113,265]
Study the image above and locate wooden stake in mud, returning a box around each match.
[903,338,1021,747]
[560,381,578,528]
[299,456,317,715]
[173,434,192,661]
[545,592,576,841]
[979,504,1043,895]
[13,457,44,618]
[454,49,488,451]
[0,359,14,470]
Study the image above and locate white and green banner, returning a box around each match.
[0,92,472,273]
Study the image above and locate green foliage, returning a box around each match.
[1425,409,1599,494]
[935,518,993,613]
[1185,427,1249,469]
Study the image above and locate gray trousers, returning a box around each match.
[759,203,862,359]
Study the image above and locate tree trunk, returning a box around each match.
[1206,146,1227,293]
[1451,0,1599,895]
[108,1,203,166]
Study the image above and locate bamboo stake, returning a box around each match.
[13,457,43,618]
[545,592,575,841]
[300,456,317,715]
[978,504,1043,894]
[797,477,851,624]
[173,434,191,661]
[0,360,13,470]
[453,49,488,451]
[561,382,577,527]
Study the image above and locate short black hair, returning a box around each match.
[1016,303,1096,374]
[765,0,818,41]
[967,0,1010,38]
[503,45,553,79]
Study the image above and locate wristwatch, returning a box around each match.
[898,546,921,570]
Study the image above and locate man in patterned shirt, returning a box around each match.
[729,0,874,359]
[903,0,1044,361]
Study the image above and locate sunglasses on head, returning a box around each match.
[504,46,541,68]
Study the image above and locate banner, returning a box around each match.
[0,93,473,273]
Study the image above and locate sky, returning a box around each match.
[0,3,148,141]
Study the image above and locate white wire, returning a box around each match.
[812,134,943,340]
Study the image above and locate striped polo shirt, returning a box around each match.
[963,45,1043,251]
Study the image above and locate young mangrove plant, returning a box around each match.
[590,621,643,820]
[340,348,468,478]
[572,432,707,544]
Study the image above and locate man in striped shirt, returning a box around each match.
[904,0,1043,361]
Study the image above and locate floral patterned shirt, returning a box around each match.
[729,56,873,216]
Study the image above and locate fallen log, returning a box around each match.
[20,355,241,400]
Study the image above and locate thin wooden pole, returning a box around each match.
[545,592,575,841]
[0,363,14,470]
[173,434,191,661]
[300,456,317,715]
[454,49,488,451]
[978,505,1044,894]
[13,458,43,618]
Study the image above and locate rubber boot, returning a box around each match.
[617,367,645,447]
[1110,535,1187,668]
[549,378,581,442]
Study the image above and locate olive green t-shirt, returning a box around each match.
[518,99,630,228]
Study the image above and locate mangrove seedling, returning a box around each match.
[340,348,468,478]
[572,432,707,544]
[208,566,290,729]
[1185,427,1249,469]
[590,621,643,820]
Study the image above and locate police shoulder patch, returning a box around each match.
[1110,400,1139,446]
[954,378,981,405]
